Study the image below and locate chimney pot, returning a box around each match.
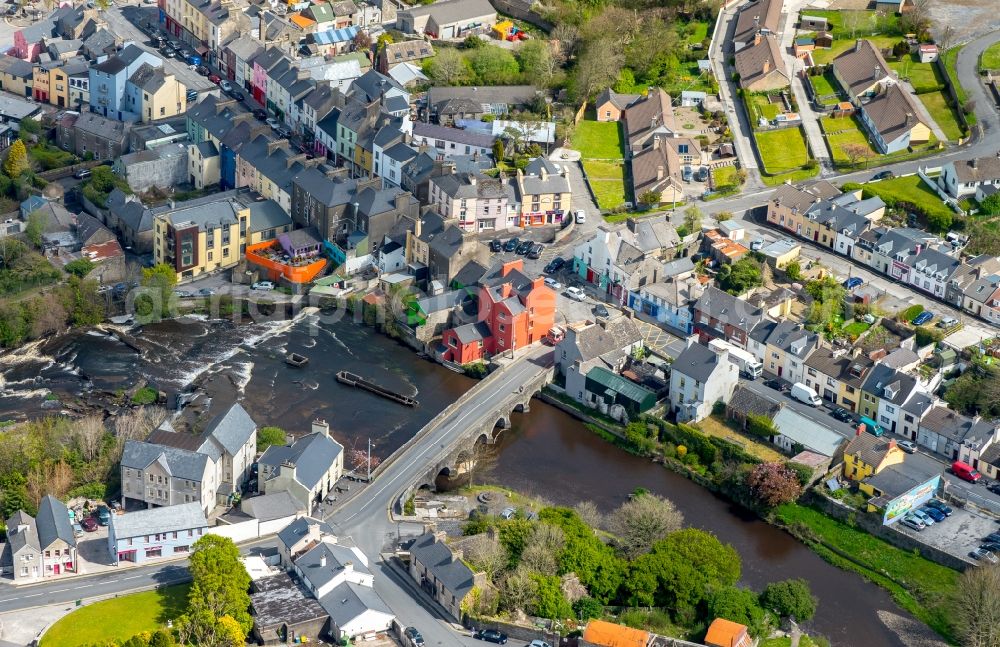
[320,553,327,568]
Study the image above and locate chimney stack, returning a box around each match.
[320,553,327,568]
[312,419,330,437]
[856,39,863,52]
[762,58,770,73]
[656,165,664,181]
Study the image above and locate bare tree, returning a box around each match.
[574,500,604,529]
[608,492,684,559]
[938,25,956,52]
[843,10,866,39]
[27,460,73,505]
[520,522,565,575]
[841,142,875,168]
[73,415,106,462]
[459,441,497,488]
[499,567,537,614]
[114,406,168,454]
[575,37,624,101]
[463,534,508,580]
[952,563,1000,647]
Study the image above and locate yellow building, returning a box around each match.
[188,141,221,189]
[164,0,248,61]
[354,141,374,175]
[843,432,905,482]
[0,55,32,98]
[152,197,249,282]
[129,64,187,123]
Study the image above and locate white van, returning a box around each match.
[790,382,822,407]
[575,209,586,224]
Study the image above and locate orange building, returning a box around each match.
[704,618,752,647]
[581,620,649,647]
[245,228,327,284]
[440,260,556,364]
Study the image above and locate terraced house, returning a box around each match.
[2,496,77,581]
[803,348,874,412]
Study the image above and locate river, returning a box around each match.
[0,316,911,645]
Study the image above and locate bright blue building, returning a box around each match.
[108,503,208,564]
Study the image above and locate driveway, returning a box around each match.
[779,0,831,165]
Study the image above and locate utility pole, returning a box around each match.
[367,437,372,481]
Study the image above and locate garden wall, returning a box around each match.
[933,56,971,137]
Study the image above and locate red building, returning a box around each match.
[441,260,556,364]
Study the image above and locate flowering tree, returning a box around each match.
[348,448,381,474]
[747,462,802,508]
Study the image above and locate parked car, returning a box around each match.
[831,407,853,423]
[208,73,221,84]
[527,243,544,259]
[858,415,883,436]
[750,239,764,251]
[198,288,215,296]
[80,517,98,532]
[898,440,917,454]
[544,278,562,290]
[528,641,552,647]
[252,281,275,291]
[987,481,1000,495]
[912,311,934,326]
[952,460,982,483]
[504,238,520,252]
[266,118,280,130]
[195,65,209,76]
[970,547,999,564]
[253,108,268,121]
[229,91,245,102]
[574,209,586,224]
[696,166,709,182]
[187,90,199,102]
[985,532,1000,544]
[593,304,610,317]
[96,506,111,526]
[72,522,84,538]
[404,627,424,647]
[842,276,863,290]
[489,239,502,252]
[925,499,953,516]
[474,630,508,644]
[544,257,565,274]
[73,168,92,179]
[900,515,925,531]
[219,80,233,92]
[515,240,533,255]
[922,506,946,523]
[764,379,787,392]
[565,287,586,302]
[871,170,895,181]
[937,316,959,329]
[981,542,1000,554]
[682,165,693,182]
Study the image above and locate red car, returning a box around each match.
[208,74,221,85]
[80,517,98,532]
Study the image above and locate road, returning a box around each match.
[778,0,830,165]
[740,377,1000,512]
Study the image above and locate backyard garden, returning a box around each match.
[754,127,817,186]
[859,175,955,231]
[572,119,628,211]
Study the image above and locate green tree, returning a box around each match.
[463,34,485,49]
[425,48,472,85]
[529,573,573,619]
[3,139,28,177]
[140,263,177,317]
[0,472,31,517]
[683,205,702,233]
[785,260,802,281]
[926,208,953,232]
[760,578,818,622]
[257,426,286,451]
[23,210,45,248]
[539,507,626,603]
[18,117,39,136]
[468,45,519,85]
[716,211,733,222]
[63,257,95,278]
[497,517,533,565]
[149,630,176,647]
[638,190,661,207]
[708,586,767,637]
[492,138,506,164]
[981,192,1000,216]
[216,615,246,647]
[188,535,252,633]
[517,39,557,87]
[717,258,762,295]
[572,596,603,620]
[613,67,636,93]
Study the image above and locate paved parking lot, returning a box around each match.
[894,504,999,564]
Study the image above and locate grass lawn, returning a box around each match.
[982,41,1000,71]
[842,320,871,339]
[821,116,876,164]
[761,167,820,186]
[760,637,819,647]
[681,20,710,45]
[774,504,958,642]
[746,93,781,126]
[582,160,627,210]
[888,54,943,93]
[862,175,953,223]
[712,165,740,190]
[571,120,624,160]
[811,35,898,65]
[695,415,786,462]
[943,47,975,127]
[917,90,965,141]
[40,584,190,647]
[808,71,840,102]
[799,9,901,39]
[755,128,809,174]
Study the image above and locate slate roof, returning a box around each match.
[258,432,343,491]
[804,349,874,387]
[247,199,291,233]
[433,172,507,200]
[861,364,917,406]
[694,286,765,331]
[251,572,328,632]
[74,112,128,142]
[595,88,641,111]
[671,341,724,383]
[412,121,495,148]
[277,516,335,550]
[622,88,675,147]
[36,495,75,549]
[428,85,537,116]
[951,156,1000,183]
[833,39,895,98]
[121,439,210,482]
[399,0,495,22]
[843,432,899,468]
[319,581,393,628]
[862,84,929,146]
[5,510,39,555]
[727,384,781,418]
[733,0,781,43]
[863,453,940,497]
[918,405,983,442]
[200,403,256,456]
[566,317,641,363]
[111,502,207,539]
[409,532,475,599]
[297,541,371,590]
[382,40,433,65]
[766,320,816,358]
[519,158,570,195]
[452,321,492,344]
[0,54,33,78]
[107,189,153,234]
[735,35,788,89]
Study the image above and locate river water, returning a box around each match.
[0,316,910,645]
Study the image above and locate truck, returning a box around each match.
[790,382,822,406]
[708,339,763,380]
[951,460,982,483]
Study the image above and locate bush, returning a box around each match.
[131,387,158,405]
[463,362,488,378]
[257,426,286,451]
[64,258,95,278]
